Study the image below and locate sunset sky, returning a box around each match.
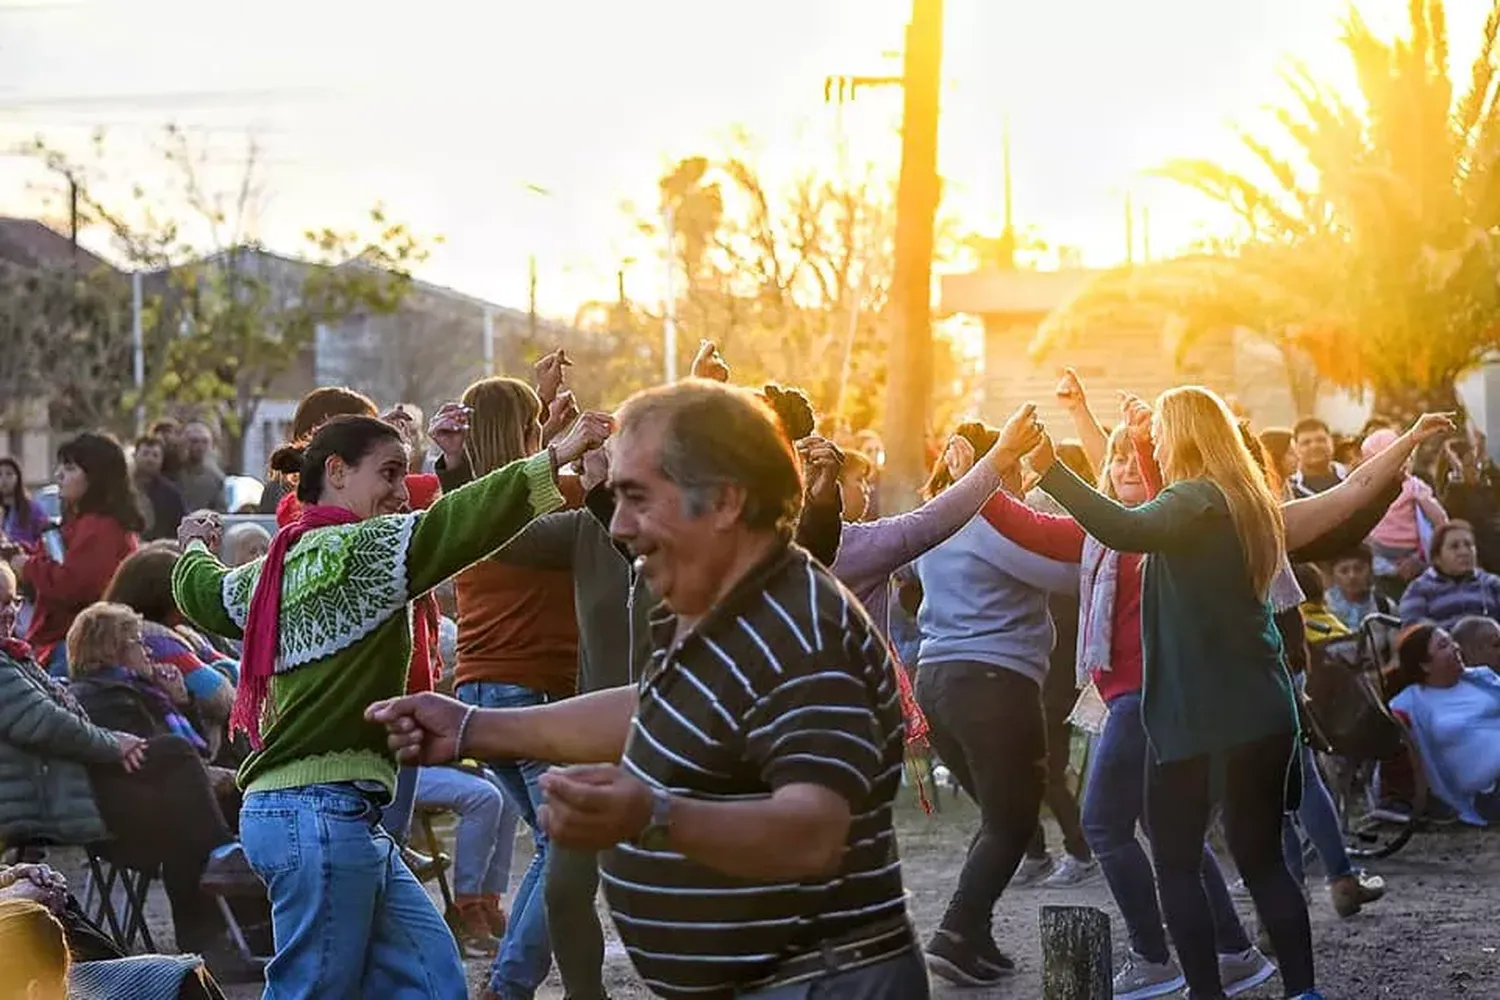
[0,0,1490,320]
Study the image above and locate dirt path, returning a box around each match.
[80,792,1498,998]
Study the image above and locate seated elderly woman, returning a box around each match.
[64,602,256,964]
[102,544,237,755]
[1390,623,1500,826]
[0,563,144,851]
[221,522,270,567]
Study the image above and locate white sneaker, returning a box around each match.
[1113,951,1186,999]
[1042,853,1102,888]
[1219,947,1277,997]
[1012,855,1053,886]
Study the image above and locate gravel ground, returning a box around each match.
[58,790,1499,998]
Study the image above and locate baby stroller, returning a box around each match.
[1303,613,1429,859]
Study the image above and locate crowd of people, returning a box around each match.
[1,339,1497,1000]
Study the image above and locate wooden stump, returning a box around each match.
[1040,905,1111,999]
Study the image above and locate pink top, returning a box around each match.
[1367,475,1446,555]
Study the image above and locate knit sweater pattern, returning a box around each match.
[170,452,564,797]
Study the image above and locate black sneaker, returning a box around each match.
[925,930,1007,986]
[969,926,1017,974]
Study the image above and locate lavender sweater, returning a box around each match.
[831,458,1004,641]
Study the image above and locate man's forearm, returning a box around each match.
[467,686,637,764]
[664,785,849,881]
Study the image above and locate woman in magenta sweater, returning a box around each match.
[13,434,143,677]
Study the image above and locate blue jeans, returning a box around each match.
[240,783,467,1000]
[45,643,67,679]
[416,764,519,897]
[735,947,929,998]
[1081,692,1250,965]
[458,681,554,1000]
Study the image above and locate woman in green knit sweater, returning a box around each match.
[170,411,610,1000]
[1022,386,1321,1000]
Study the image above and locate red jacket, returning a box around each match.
[24,513,138,653]
[277,474,443,693]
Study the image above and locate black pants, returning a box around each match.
[545,846,607,1000]
[89,735,234,953]
[1146,732,1314,997]
[1027,656,1090,861]
[916,662,1045,943]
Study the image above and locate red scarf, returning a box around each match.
[231,504,361,749]
[1,636,32,661]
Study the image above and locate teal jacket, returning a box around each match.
[0,650,119,845]
[1038,465,1298,762]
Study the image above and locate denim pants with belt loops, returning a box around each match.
[240,782,468,1000]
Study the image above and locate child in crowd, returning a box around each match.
[1325,545,1395,632]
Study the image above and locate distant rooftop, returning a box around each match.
[0,217,114,272]
[940,267,1105,318]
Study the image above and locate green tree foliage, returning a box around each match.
[1040,0,1500,421]
[0,258,134,435]
[30,127,431,469]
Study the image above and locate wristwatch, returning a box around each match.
[637,786,673,851]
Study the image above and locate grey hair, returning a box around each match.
[1452,615,1500,652]
[617,381,803,532]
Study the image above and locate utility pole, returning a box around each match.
[528,253,538,343]
[823,71,901,419]
[131,271,145,436]
[882,0,944,507]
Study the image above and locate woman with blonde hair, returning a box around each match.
[982,408,1278,999]
[1023,385,1321,1000]
[434,374,586,1000]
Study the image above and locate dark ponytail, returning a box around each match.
[1393,623,1439,692]
[270,416,403,504]
[761,384,815,443]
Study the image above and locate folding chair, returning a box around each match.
[82,845,158,954]
[413,808,457,919]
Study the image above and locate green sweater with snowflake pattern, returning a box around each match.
[171,451,564,797]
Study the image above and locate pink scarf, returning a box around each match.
[230,504,361,748]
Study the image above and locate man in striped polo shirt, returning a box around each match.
[369,380,926,999]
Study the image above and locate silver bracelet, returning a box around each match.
[453,704,478,762]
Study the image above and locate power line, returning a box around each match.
[0,86,329,112]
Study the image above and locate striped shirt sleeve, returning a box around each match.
[741,648,885,804]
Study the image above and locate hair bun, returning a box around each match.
[268,442,308,476]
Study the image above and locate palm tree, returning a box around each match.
[1039,0,1500,421]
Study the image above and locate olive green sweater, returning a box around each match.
[171,451,564,796]
[1039,463,1298,762]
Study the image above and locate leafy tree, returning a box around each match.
[30,127,431,470]
[0,257,134,435]
[603,150,976,435]
[1040,0,1500,422]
